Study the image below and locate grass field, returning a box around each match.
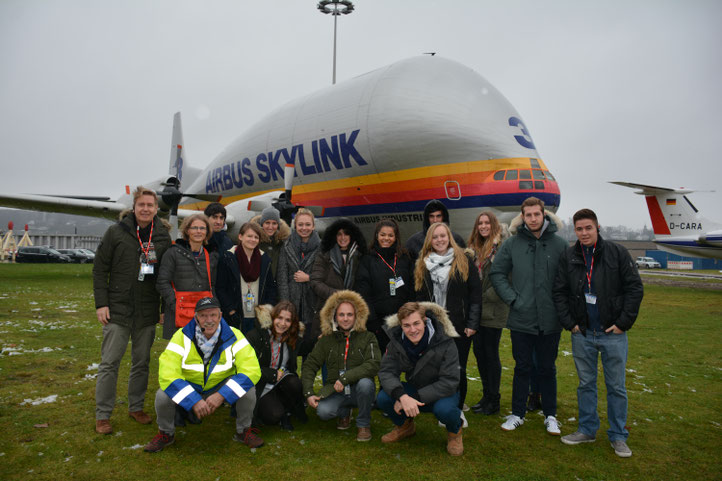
[1,264,721,480]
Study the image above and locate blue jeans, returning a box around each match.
[571,330,629,441]
[315,377,375,428]
[377,383,461,433]
[510,330,561,418]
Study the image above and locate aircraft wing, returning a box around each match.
[0,193,129,220]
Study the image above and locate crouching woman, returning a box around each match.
[377,302,464,456]
[246,301,307,431]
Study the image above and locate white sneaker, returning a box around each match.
[501,415,524,431]
[462,403,470,412]
[545,416,561,435]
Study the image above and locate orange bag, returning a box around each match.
[173,249,213,328]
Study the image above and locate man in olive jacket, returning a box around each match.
[553,208,643,458]
[490,197,567,435]
[92,187,171,434]
[302,290,381,442]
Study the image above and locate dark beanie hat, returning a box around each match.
[261,207,281,224]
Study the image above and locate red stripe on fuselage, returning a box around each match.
[645,196,671,235]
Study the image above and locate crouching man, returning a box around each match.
[302,290,381,442]
[378,302,464,456]
[144,297,263,452]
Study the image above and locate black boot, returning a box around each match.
[526,392,541,412]
[471,397,487,412]
[280,413,294,431]
[480,394,500,415]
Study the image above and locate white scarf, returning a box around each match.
[425,249,454,308]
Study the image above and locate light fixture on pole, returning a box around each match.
[317,0,355,85]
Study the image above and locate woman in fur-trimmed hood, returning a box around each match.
[246,301,307,430]
[377,301,465,454]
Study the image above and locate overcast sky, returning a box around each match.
[1,0,721,228]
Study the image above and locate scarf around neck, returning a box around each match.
[425,249,454,307]
[288,230,320,263]
[237,246,261,283]
[330,242,358,289]
[195,322,220,363]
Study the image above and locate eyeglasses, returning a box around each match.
[188,226,207,231]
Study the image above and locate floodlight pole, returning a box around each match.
[317,0,355,85]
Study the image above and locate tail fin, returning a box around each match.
[611,181,721,237]
[169,112,185,181]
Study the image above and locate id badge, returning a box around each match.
[389,278,396,296]
[141,263,154,275]
[338,369,350,395]
[585,293,597,305]
[394,276,405,288]
[245,291,255,312]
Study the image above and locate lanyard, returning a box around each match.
[271,337,282,369]
[343,335,350,370]
[582,243,596,293]
[136,220,154,260]
[376,252,397,276]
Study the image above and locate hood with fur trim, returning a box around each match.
[384,302,459,338]
[320,218,367,255]
[319,290,369,335]
[250,214,291,244]
[509,210,563,235]
[254,304,305,335]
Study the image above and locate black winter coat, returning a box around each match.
[246,326,300,402]
[156,238,219,338]
[379,305,460,404]
[93,213,171,329]
[216,247,277,321]
[355,246,414,333]
[553,236,643,334]
[415,253,482,334]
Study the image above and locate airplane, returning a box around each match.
[611,181,722,260]
[0,55,561,241]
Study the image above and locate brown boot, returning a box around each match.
[447,427,463,456]
[95,419,112,435]
[356,426,372,442]
[129,410,152,424]
[381,419,416,443]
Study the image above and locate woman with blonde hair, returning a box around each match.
[277,208,321,357]
[414,222,481,426]
[468,211,509,415]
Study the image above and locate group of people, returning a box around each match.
[92,186,643,458]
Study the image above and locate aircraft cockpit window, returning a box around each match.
[493,171,505,181]
[530,158,541,168]
[534,181,545,190]
[544,171,556,181]
[532,170,545,180]
[519,181,533,190]
[505,170,518,180]
[519,170,531,180]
